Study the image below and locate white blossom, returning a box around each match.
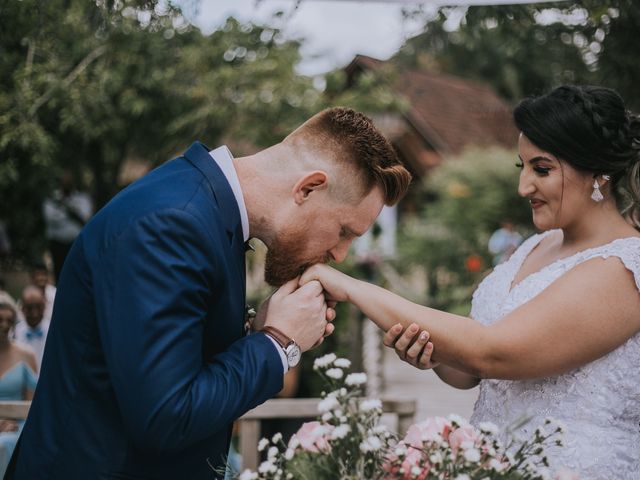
[325,368,344,379]
[258,460,277,474]
[460,440,475,450]
[318,396,340,413]
[239,470,258,480]
[267,446,278,460]
[288,437,300,449]
[448,414,467,426]
[359,436,383,452]
[257,438,269,452]
[360,399,382,412]
[345,373,367,385]
[489,459,504,471]
[394,445,407,457]
[314,353,337,369]
[478,422,499,436]
[272,433,282,443]
[429,452,443,464]
[321,412,332,422]
[331,424,351,439]
[411,466,422,476]
[284,448,295,460]
[334,358,351,368]
[463,448,481,463]
[455,475,471,480]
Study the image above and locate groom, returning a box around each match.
[7,107,411,479]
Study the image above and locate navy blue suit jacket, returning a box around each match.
[7,143,283,479]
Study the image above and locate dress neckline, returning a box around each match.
[0,361,28,381]
[508,230,640,295]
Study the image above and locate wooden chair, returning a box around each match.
[238,397,416,470]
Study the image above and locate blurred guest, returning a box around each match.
[42,171,92,282]
[28,263,56,324]
[488,220,522,265]
[13,286,48,369]
[0,298,37,477]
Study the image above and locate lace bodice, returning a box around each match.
[470,230,640,479]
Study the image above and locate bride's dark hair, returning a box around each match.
[513,85,640,229]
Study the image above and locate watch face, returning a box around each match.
[286,344,302,368]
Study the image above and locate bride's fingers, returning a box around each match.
[417,342,438,370]
[393,323,420,356]
[383,324,404,348]
[326,307,336,322]
[405,330,430,363]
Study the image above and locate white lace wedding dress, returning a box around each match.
[469,230,640,479]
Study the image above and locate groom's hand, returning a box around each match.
[265,278,330,352]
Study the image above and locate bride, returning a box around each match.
[301,85,640,478]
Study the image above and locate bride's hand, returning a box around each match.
[299,264,353,302]
[383,323,440,370]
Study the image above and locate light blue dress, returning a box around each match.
[0,362,37,476]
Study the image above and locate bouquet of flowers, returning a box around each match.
[235,354,578,480]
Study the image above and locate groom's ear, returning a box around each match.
[292,171,329,205]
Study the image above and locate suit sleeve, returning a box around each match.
[92,208,283,452]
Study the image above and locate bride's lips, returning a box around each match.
[529,198,545,210]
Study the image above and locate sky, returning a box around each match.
[188,0,563,76]
[190,1,431,75]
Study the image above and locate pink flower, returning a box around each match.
[555,467,580,480]
[449,424,479,451]
[403,417,450,448]
[401,448,428,480]
[289,421,333,453]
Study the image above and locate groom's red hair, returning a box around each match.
[284,107,412,206]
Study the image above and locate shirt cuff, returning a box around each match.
[264,333,288,374]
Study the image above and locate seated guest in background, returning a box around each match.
[28,262,56,324]
[13,286,48,369]
[0,298,37,477]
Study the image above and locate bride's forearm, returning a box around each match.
[347,279,491,377]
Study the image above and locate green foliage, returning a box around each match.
[396,148,533,310]
[398,2,640,106]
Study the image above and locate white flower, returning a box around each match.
[478,422,499,436]
[239,470,258,480]
[372,424,388,435]
[489,459,504,471]
[429,452,443,464]
[463,448,481,463]
[360,399,382,412]
[340,388,347,396]
[394,445,407,457]
[325,368,343,379]
[460,440,475,450]
[267,446,278,460]
[345,372,367,385]
[284,448,295,460]
[258,460,277,474]
[288,437,300,449]
[318,396,340,413]
[411,466,422,476]
[334,358,351,368]
[257,438,269,452]
[340,416,348,423]
[314,353,337,369]
[272,433,282,443]
[321,412,332,422]
[359,436,383,452]
[455,475,471,480]
[447,413,467,426]
[331,424,351,439]
[286,474,293,480]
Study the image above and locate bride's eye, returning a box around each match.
[515,162,524,169]
[533,166,551,175]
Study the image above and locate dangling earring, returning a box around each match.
[591,179,604,202]
[591,175,610,202]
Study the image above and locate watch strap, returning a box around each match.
[261,326,293,349]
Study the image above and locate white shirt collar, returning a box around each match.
[209,146,250,242]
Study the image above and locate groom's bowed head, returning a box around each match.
[235,107,412,286]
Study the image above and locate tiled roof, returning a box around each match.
[347,55,518,156]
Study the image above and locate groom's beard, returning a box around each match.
[264,227,329,287]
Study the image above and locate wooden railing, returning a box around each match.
[0,398,417,471]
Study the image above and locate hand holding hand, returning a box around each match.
[383,323,439,370]
[299,264,353,303]
[265,278,330,352]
